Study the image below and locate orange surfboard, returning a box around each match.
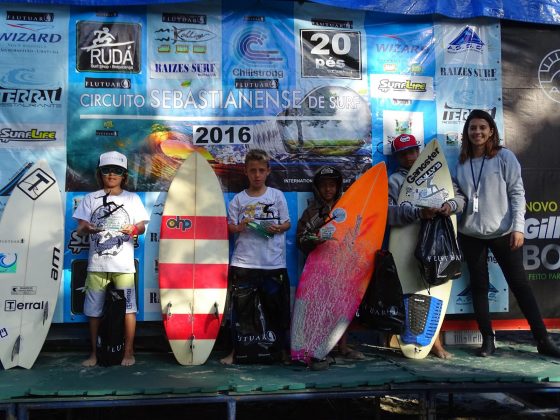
[291,163,388,363]
[158,152,228,365]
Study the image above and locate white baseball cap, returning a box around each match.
[98,151,127,170]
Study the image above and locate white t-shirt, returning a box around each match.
[228,187,290,269]
[73,189,149,273]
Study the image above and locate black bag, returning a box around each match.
[358,249,405,334]
[96,283,126,367]
[414,215,462,286]
[232,286,282,364]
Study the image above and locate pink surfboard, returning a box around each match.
[291,163,388,363]
[158,152,228,365]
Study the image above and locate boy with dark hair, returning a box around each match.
[220,149,291,365]
[73,151,149,367]
[389,134,463,359]
[296,165,365,370]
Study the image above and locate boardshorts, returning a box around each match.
[83,272,137,317]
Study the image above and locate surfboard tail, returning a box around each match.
[400,294,443,346]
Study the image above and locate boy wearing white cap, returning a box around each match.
[73,151,149,367]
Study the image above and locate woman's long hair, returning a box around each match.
[459,109,501,164]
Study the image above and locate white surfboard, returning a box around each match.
[158,152,228,365]
[0,160,63,369]
[389,140,456,359]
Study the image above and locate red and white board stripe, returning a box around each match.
[159,152,228,365]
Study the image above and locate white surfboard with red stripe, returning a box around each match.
[158,152,228,365]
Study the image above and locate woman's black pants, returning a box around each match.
[459,232,547,340]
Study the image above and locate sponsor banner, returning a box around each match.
[147,2,221,81]
[146,1,223,119]
[365,21,435,76]
[0,5,67,58]
[295,1,366,86]
[434,20,503,174]
[500,21,560,321]
[141,191,165,321]
[65,115,372,193]
[68,8,147,117]
[0,123,64,148]
[76,21,141,73]
[522,189,560,320]
[366,20,437,169]
[447,255,509,314]
[370,74,434,101]
[273,4,373,180]
[538,49,560,105]
[0,64,67,125]
[221,1,296,118]
[0,5,68,125]
[143,287,161,318]
[381,109,425,156]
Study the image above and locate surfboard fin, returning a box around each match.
[11,335,21,361]
[43,301,49,325]
[187,335,195,364]
[166,302,172,319]
[400,294,443,347]
[213,302,219,319]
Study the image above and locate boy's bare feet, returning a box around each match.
[340,348,365,360]
[431,341,453,359]
[220,351,234,365]
[82,353,97,367]
[281,349,292,365]
[121,352,136,366]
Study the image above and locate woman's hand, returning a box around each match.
[510,231,524,250]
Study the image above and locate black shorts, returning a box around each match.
[225,266,290,331]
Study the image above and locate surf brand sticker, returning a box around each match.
[0,328,7,338]
[318,224,336,239]
[11,286,37,295]
[4,300,48,311]
[17,168,56,200]
[165,216,192,231]
[331,207,347,223]
[404,184,449,208]
[0,253,17,273]
[406,147,441,184]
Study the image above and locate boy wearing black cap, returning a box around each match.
[296,166,365,369]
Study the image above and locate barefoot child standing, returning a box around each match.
[296,166,365,370]
[220,149,291,365]
[73,151,149,367]
[388,135,464,359]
